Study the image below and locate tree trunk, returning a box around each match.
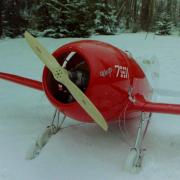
[125,0,132,29]
[0,0,2,37]
[140,0,154,31]
[132,0,139,24]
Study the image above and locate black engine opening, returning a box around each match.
[47,52,90,104]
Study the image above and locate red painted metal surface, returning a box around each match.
[42,40,152,123]
[0,72,43,91]
[134,94,180,115]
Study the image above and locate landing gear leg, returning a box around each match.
[48,109,66,134]
[26,109,66,160]
[124,112,151,173]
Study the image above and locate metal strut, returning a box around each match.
[48,109,67,134]
[26,109,66,160]
[118,101,131,146]
[124,112,152,173]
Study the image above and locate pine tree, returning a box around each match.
[94,1,118,35]
[155,12,173,35]
[20,0,37,30]
[30,0,53,33]
[3,0,26,38]
[140,0,154,31]
[0,0,2,37]
[63,0,93,37]
[31,0,93,38]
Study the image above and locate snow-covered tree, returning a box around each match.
[0,0,2,37]
[1,0,180,38]
[94,1,118,35]
[2,0,26,38]
[166,0,179,26]
[155,12,173,35]
[30,0,93,38]
[62,0,93,37]
[140,0,154,31]
[30,0,53,34]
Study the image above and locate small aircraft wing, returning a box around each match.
[134,94,180,115]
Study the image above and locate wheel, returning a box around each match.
[124,149,141,173]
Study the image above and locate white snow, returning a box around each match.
[0,33,180,180]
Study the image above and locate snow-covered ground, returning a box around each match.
[0,33,180,180]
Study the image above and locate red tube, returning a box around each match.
[134,94,180,115]
[0,72,43,91]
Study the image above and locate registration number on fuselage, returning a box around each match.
[100,65,129,79]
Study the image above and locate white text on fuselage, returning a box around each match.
[100,65,129,79]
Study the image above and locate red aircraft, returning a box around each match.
[1,32,180,172]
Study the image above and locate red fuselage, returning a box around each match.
[43,40,152,123]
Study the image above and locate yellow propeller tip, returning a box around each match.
[24,31,29,36]
[103,124,108,131]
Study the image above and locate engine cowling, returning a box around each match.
[42,40,151,123]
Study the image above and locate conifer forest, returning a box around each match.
[0,0,180,38]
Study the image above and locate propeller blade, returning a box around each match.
[24,31,108,131]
